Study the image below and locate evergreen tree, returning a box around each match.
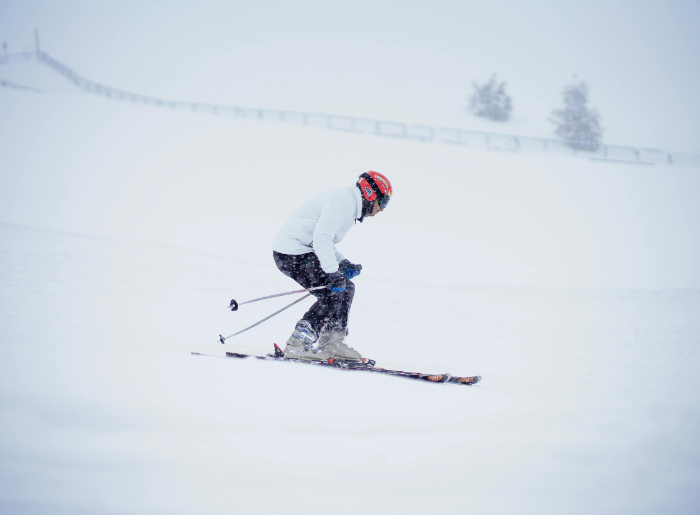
[469,74,512,122]
[550,79,602,151]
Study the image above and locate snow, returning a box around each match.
[2,218,700,515]
[2,220,699,514]
[2,6,700,512]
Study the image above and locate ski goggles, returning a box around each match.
[377,195,391,209]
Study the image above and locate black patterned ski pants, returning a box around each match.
[273,251,355,335]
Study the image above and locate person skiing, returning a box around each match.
[272,171,392,362]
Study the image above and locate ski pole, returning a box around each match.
[219,292,313,344]
[228,285,326,311]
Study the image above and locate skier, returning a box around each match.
[272,171,392,362]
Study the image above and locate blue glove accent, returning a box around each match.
[339,259,362,280]
[326,271,347,292]
[343,268,361,280]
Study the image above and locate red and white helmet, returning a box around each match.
[357,171,393,208]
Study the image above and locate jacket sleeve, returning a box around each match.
[312,202,350,273]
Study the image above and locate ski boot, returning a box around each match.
[283,320,331,361]
[317,329,362,361]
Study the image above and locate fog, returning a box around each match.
[2,0,699,151]
[1,2,700,514]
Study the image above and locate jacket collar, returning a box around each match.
[352,185,363,219]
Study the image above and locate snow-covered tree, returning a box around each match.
[469,74,512,122]
[550,79,602,151]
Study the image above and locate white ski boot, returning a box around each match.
[317,329,362,361]
[283,320,331,361]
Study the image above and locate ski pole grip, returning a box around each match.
[229,299,239,311]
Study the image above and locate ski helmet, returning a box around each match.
[357,171,393,209]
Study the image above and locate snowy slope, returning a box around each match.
[2,223,699,515]
[2,59,699,289]
[1,60,700,514]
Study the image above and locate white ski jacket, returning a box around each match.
[272,185,363,273]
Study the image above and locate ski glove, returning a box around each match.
[326,271,347,292]
[339,259,362,280]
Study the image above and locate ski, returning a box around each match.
[191,344,481,386]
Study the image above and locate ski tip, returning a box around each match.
[453,375,481,385]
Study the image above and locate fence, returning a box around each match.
[2,49,699,167]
